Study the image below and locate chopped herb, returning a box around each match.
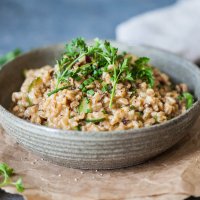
[77,124,82,131]
[153,115,158,122]
[101,82,110,93]
[28,77,42,92]
[102,110,107,114]
[86,108,92,113]
[26,96,33,106]
[82,77,95,86]
[0,49,22,68]
[85,97,90,104]
[73,124,82,131]
[73,74,82,81]
[85,118,105,123]
[79,77,95,92]
[177,95,183,101]
[130,105,136,110]
[47,85,71,96]
[182,92,194,109]
[78,97,91,114]
[87,89,95,96]
[139,111,143,116]
[0,163,24,193]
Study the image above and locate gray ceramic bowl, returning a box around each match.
[0,42,200,169]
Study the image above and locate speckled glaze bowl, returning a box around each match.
[0,42,200,169]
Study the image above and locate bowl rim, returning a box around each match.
[0,41,200,137]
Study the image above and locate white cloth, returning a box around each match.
[116,0,200,62]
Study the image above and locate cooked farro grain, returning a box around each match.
[12,38,194,131]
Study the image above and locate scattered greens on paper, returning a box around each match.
[0,163,24,193]
[0,49,24,192]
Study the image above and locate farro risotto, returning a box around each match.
[12,38,194,131]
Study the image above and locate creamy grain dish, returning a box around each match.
[12,38,194,131]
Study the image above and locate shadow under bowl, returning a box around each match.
[0,42,200,169]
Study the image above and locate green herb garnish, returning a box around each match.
[102,110,107,114]
[85,118,105,123]
[77,124,82,131]
[73,124,82,131]
[153,115,158,123]
[0,163,24,193]
[48,38,154,108]
[26,96,33,106]
[182,92,194,109]
[47,85,71,96]
[78,97,92,114]
[87,89,95,96]
[132,57,154,88]
[28,77,42,92]
[130,105,136,110]
[101,82,110,93]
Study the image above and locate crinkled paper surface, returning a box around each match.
[1,119,200,200]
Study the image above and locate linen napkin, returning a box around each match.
[116,0,200,62]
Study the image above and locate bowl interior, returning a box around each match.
[0,44,63,109]
[0,42,200,110]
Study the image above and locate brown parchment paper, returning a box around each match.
[1,118,200,200]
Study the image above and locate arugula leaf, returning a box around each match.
[0,49,22,68]
[0,163,24,193]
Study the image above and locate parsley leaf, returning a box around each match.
[78,97,92,114]
[133,57,154,88]
[48,38,155,108]
[0,163,25,193]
